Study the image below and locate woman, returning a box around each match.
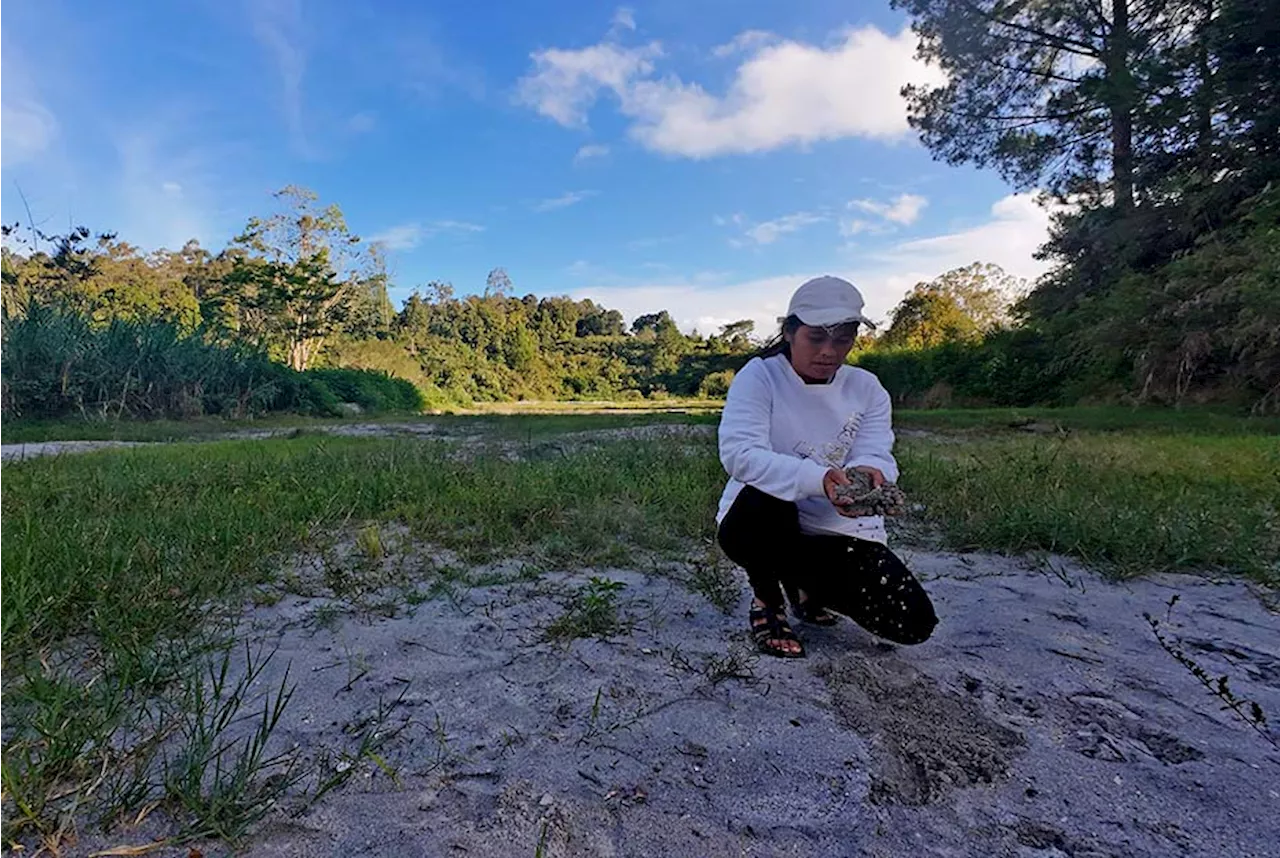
[716,275,938,658]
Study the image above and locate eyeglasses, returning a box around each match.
[801,324,858,348]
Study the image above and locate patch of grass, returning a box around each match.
[898,432,1280,582]
[896,405,1280,436]
[682,548,740,614]
[545,577,630,642]
[160,644,302,843]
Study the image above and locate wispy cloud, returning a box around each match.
[850,193,927,225]
[711,30,776,59]
[743,211,825,245]
[248,0,311,156]
[626,234,679,250]
[111,122,227,251]
[610,7,636,34]
[346,111,377,134]
[573,194,1054,336]
[368,220,484,250]
[574,144,610,162]
[1,40,59,168]
[533,189,598,212]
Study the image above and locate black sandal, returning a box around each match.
[783,583,838,627]
[749,602,806,658]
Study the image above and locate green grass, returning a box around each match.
[898,433,1280,582]
[895,405,1280,435]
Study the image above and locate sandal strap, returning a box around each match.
[749,604,804,656]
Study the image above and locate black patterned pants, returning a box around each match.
[717,485,938,645]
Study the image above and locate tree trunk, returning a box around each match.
[1109,0,1136,210]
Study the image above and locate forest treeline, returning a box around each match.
[3,0,1278,418]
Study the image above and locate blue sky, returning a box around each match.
[1,0,1054,335]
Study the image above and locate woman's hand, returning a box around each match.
[823,467,853,506]
[851,465,885,488]
[827,465,887,517]
[824,468,868,517]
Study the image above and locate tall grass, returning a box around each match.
[1,304,336,420]
[1,305,424,422]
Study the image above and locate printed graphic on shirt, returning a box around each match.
[794,410,863,469]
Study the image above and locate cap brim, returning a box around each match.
[793,312,877,330]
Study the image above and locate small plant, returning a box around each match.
[160,642,302,842]
[576,685,646,747]
[545,577,629,642]
[355,524,385,561]
[685,548,739,615]
[302,686,411,811]
[1145,597,1276,750]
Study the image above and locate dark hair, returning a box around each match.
[754,315,859,359]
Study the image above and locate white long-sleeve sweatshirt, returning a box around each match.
[716,354,899,545]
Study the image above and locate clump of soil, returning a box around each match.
[817,652,1024,805]
[833,469,907,516]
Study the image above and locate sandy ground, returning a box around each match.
[0,439,153,460]
[57,546,1279,858]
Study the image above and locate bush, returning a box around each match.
[0,305,344,420]
[697,369,735,399]
[854,330,1073,408]
[303,368,424,413]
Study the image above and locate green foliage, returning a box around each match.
[304,368,424,413]
[856,328,1072,407]
[697,369,736,399]
[891,0,1280,410]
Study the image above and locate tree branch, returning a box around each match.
[966,0,1103,56]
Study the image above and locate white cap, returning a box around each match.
[778,275,876,329]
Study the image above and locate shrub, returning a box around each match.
[303,368,424,413]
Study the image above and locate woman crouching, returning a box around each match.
[716,275,938,658]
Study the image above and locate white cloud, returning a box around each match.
[516,24,944,157]
[0,33,57,169]
[744,212,825,245]
[712,30,777,59]
[517,42,661,127]
[574,143,610,162]
[1,99,58,167]
[572,194,1053,335]
[850,193,927,225]
[161,181,183,195]
[533,189,598,212]
[840,218,874,237]
[875,194,1053,280]
[368,220,484,250]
